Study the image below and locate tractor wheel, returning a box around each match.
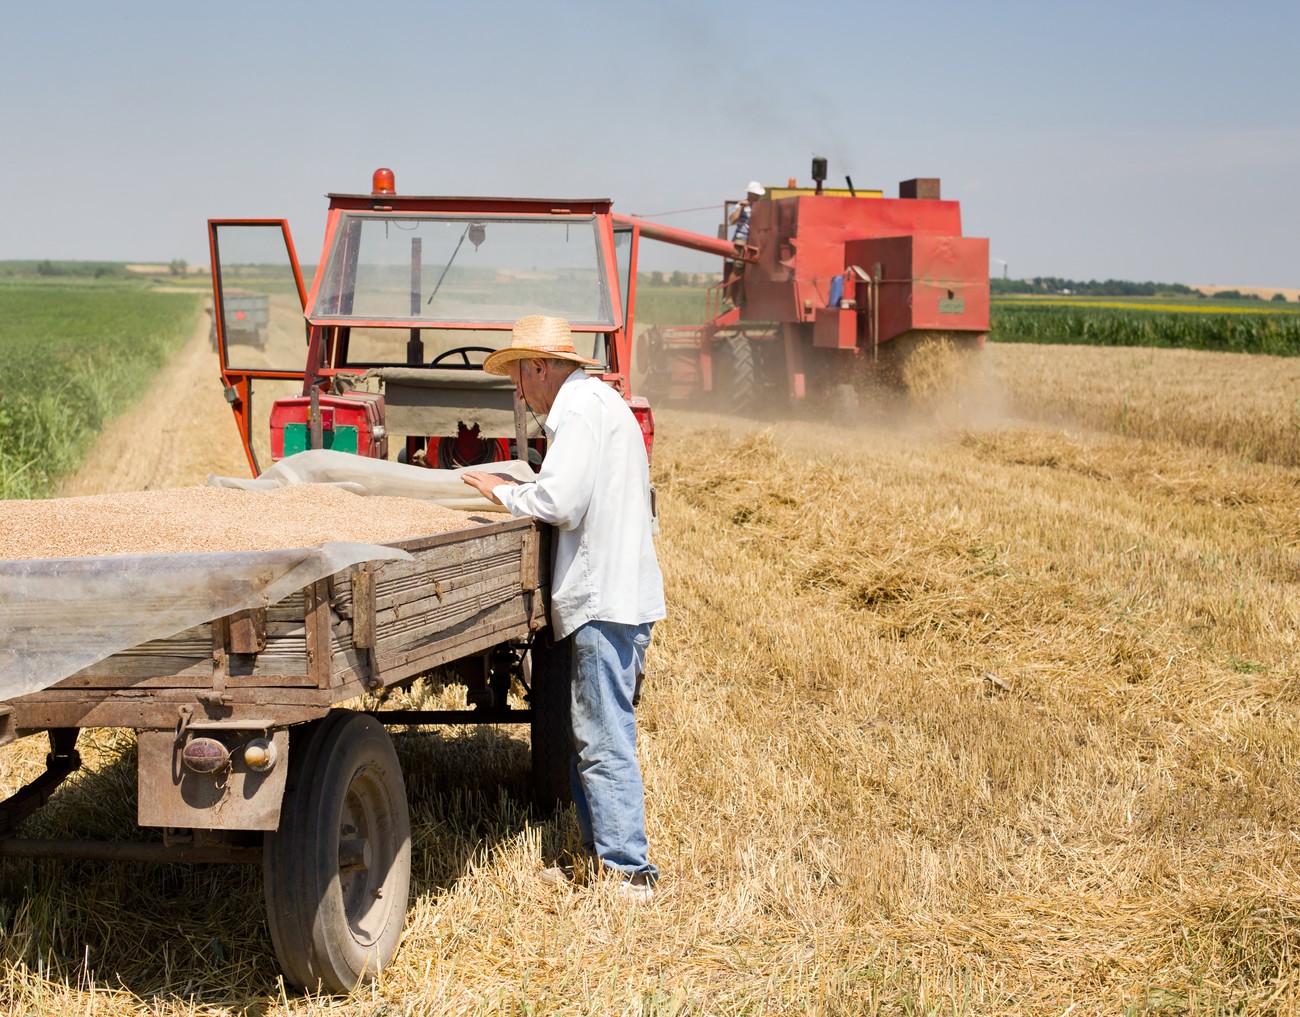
[263,711,411,994]
[638,326,669,402]
[635,325,653,377]
[528,634,573,812]
[714,333,757,413]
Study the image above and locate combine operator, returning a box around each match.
[723,179,764,302]
[462,315,666,903]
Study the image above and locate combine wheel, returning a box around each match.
[528,635,573,812]
[714,333,757,412]
[264,711,411,994]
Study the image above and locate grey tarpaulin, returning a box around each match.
[1,451,537,701]
[205,448,537,510]
[0,542,413,701]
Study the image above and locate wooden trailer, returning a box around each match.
[0,515,568,993]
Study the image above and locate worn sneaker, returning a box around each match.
[614,872,655,904]
[538,865,574,887]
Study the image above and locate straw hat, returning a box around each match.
[481,316,601,376]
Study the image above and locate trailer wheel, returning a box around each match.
[263,711,411,994]
[529,635,573,812]
[715,333,757,412]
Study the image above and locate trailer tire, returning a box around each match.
[263,711,411,994]
[529,635,573,812]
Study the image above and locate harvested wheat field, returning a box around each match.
[1,341,1298,1015]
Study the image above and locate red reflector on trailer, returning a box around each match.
[629,396,655,463]
[181,737,230,774]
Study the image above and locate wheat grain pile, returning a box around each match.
[0,485,480,560]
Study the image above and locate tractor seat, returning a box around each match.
[365,367,540,438]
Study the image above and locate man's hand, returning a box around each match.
[461,470,520,506]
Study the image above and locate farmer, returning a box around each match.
[461,315,666,903]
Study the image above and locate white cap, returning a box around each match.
[746,180,765,196]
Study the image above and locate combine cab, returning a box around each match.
[208,170,652,477]
[626,158,990,410]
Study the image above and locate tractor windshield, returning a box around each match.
[306,212,615,329]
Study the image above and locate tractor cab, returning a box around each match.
[208,169,650,478]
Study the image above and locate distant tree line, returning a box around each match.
[991,277,1199,297]
[30,260,126,279]
[0,260,206,280]
[1213,289,1291,302]
[992,277,1294,301]
[637,271,721,288]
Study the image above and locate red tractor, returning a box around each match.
[622,157,990,410]
[207,169,652,477]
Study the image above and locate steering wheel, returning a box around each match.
[429,346,496,368]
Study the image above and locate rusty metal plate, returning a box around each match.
[137,728,289,831]
[229,607,268,654]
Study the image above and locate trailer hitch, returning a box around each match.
[0,728,81,837]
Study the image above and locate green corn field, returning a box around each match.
[990,300,1300,355]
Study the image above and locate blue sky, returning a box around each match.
[3,0,1298,286]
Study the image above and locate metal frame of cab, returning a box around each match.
[210,191,643,478]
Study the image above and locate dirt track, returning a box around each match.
[59,312,250,496]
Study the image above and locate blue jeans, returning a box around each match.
[569,620,657,881]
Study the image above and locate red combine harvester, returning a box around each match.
[622,157,990,410]
[208,169,651,477]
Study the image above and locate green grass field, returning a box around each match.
[631,285,713,328]
[0,281,201,499]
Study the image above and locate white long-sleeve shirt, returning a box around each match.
[494,371,666,640]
